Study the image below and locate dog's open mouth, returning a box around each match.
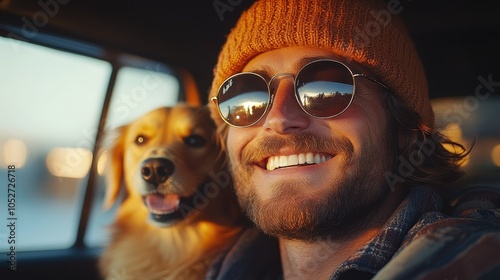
[144,193,180,215]
[142,193,196,224]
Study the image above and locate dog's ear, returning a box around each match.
[101,125,127,210]
[180,69,201,106]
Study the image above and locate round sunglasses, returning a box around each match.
[211,59,388,128]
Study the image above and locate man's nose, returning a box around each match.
[262,75,310,134]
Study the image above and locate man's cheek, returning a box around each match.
[226,128,249,163]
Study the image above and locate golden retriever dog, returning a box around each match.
[98,104,244,280]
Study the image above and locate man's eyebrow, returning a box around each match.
[246,65,274,79]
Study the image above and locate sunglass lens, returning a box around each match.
[296,61,355,118]
[217,73,269,127]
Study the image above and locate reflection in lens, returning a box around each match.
[217,73,269,126]
[297,81,353,117]
[296,61,354,117]
[219,92,268,126]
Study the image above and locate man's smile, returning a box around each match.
[265,152,334,170]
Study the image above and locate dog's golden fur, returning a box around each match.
[98,104,244,280]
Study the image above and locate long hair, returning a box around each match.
[382,91,473,189]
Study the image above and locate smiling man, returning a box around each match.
[207,0,500,279]
[225,47,400,246]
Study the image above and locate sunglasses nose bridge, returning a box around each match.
[267,73,301,114]
[268,73,295,97]
[266,74,292,113]
[265,73,305,116]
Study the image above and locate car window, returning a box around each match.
[0,35,181,251]
[0,35,111,251]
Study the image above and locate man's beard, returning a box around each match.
[230,132,395,241]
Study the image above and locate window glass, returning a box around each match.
[105,66,180,129]
[0,36,112,251]
[84,65,181,247]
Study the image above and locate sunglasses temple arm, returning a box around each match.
[353,74,389,91]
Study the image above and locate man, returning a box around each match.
[206,0,500,279]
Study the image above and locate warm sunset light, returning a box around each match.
[442,123,469,166]
[242,101,262,115]
[46,147,93,178]
[2,138,28,168]
[492,144,500,167]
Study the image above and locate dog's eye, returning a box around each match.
[184,135,206,148]
[135,135,148,145]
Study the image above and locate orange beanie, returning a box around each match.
[208,0,433,127]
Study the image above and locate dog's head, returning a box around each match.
[102,104,227,227]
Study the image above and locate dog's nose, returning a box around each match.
[141,158,175,185]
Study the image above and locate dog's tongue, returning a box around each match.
[145,194,180,213]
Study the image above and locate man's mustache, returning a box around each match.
[241,132,354,165]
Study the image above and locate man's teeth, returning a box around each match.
[266,153,332,170]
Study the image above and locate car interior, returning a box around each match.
[0,0,499,279]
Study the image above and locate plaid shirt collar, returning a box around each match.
[330,185,444,279]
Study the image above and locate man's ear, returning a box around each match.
[102,126,127,210]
